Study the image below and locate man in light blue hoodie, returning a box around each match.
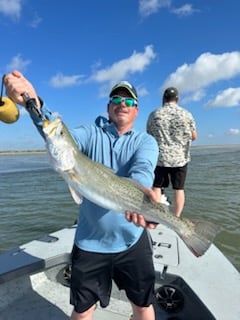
[5,71,159,320]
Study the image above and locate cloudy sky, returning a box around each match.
[0,0,240,150]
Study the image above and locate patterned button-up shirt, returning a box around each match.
[147,102,197,167]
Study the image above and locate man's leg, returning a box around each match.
[152,186,162,203]
[130,302,155,320]
[113,231,156,320]
[152,187,170,206]
[173,189,185,217]
[171,165,187,217]
[153,166,169,204]
[70,246,112,320]
[70,305,95,320]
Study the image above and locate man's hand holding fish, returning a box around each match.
[125,187,159,229]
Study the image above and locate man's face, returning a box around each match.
[108,89,138,128]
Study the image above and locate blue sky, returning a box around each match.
[0,0,240,150]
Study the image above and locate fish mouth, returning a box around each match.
[42,120,51,128]
[43,118,62,137]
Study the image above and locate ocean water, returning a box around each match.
[0,147,239,271]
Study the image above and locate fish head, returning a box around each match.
[43,118,63,138]
[43,118,76,172]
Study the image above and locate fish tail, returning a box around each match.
[177,219,220,257]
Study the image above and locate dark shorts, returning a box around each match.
[153,164,188,190]
[70,230,155,313]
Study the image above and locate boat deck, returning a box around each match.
[0,264,170,320]
[0,270,131,319]
[1,225,240,320]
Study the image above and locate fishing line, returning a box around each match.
[0,75,5,106]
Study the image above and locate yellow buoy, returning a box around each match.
[0,97,19,124]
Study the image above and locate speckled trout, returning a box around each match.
[42,118,219,257]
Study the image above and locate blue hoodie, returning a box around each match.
[31,105,158,253]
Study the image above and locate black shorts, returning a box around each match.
[70,230,155,313]
[153,164,188,190]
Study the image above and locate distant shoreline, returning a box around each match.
[0,144,240,156]
[0,150,46,156]
[192,144,240,150]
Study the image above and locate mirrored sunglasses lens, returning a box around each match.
[111,97,122,104]
[125,98,135,107]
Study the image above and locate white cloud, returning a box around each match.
[139,0,171,17]
[139,1,198,17]
[228,128,240,135]
[48,46,156,94]
[0,0,22,19]
[182,89,206,104]
[162,51,240,93]
[90,45,156,97]
[171,4,199,16]
[6,54,31,72]
[49,73,84,88]
[91,45,156,85]
[205,88,240,108]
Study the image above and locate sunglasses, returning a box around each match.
[110,96,138,107]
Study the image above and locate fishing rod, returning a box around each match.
[21,92,47,121]
[0,75,4,106]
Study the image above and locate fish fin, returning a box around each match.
[68,185,83,205]
[177,219,220,257]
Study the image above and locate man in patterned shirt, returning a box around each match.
[147,87,197,217]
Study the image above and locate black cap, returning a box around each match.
[163,87,179,100]
[109,81,138,100]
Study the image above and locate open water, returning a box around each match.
[0,147,239,271]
